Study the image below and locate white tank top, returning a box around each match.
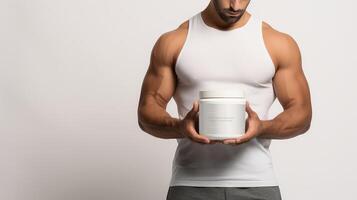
[169,12,279,187]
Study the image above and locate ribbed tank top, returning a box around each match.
[169,12,279,187]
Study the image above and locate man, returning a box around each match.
[137,0,312,199]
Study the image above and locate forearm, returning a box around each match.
[138,105,184,139]
[257,105,311,139]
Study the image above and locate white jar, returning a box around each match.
[199,90,246,140]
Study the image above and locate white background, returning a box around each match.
[1,0,356,199]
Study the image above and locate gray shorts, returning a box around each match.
[166,186,282,200]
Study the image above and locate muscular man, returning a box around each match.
[137,0,312,199]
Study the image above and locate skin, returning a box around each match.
[137,0,312,145]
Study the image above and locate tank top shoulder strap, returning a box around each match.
[242,13,262,35]
[186,13,204,36]
[251,14,263,32]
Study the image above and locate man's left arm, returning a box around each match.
[258,33,312,140]
[223,32,312,145]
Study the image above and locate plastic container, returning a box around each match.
[199,89,246,140]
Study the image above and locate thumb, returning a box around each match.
[193,100,199,113]
[191,100,199,117]
[186,100,199,119]
[246,101,258,119]
[194,100,200,118]
[246,101,253,115]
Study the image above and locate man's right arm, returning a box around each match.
[137,27,184,139]
[137,22,211,144]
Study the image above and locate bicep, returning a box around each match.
[138,33,177,110]
[272,34,311,111]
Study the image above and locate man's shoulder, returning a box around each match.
[152,20,189,67]
[156,20,189,48]
[262,21,296,45]
[262,21,301,70]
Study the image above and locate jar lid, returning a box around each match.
[199,89,245,98]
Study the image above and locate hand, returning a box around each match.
[177,100,212,144]
[222,101,264,145]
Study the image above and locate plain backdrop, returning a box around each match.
[1,0,356,200]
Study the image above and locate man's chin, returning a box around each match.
[223,17,241,24]
[220,13,242,22]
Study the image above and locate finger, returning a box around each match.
[195,101,200,118]
[223,129,254,145]
[186,101,198,119]
[209,140,223,144]
[188,124,210,144]
[246,101,253,116]
[209,140,217,144]
[246,101,257,118]
[193,100,199,113]
[234,129,256,144]
[192,133,210,144]
[191,100,199,117]
[223,137,248,145]
[235,134,251,144]
[223,139,237,145]
[223,137,239,145]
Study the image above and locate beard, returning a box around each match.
[212,0,248,24]
[218,11,244,24]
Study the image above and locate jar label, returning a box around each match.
[199,102,246,139]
